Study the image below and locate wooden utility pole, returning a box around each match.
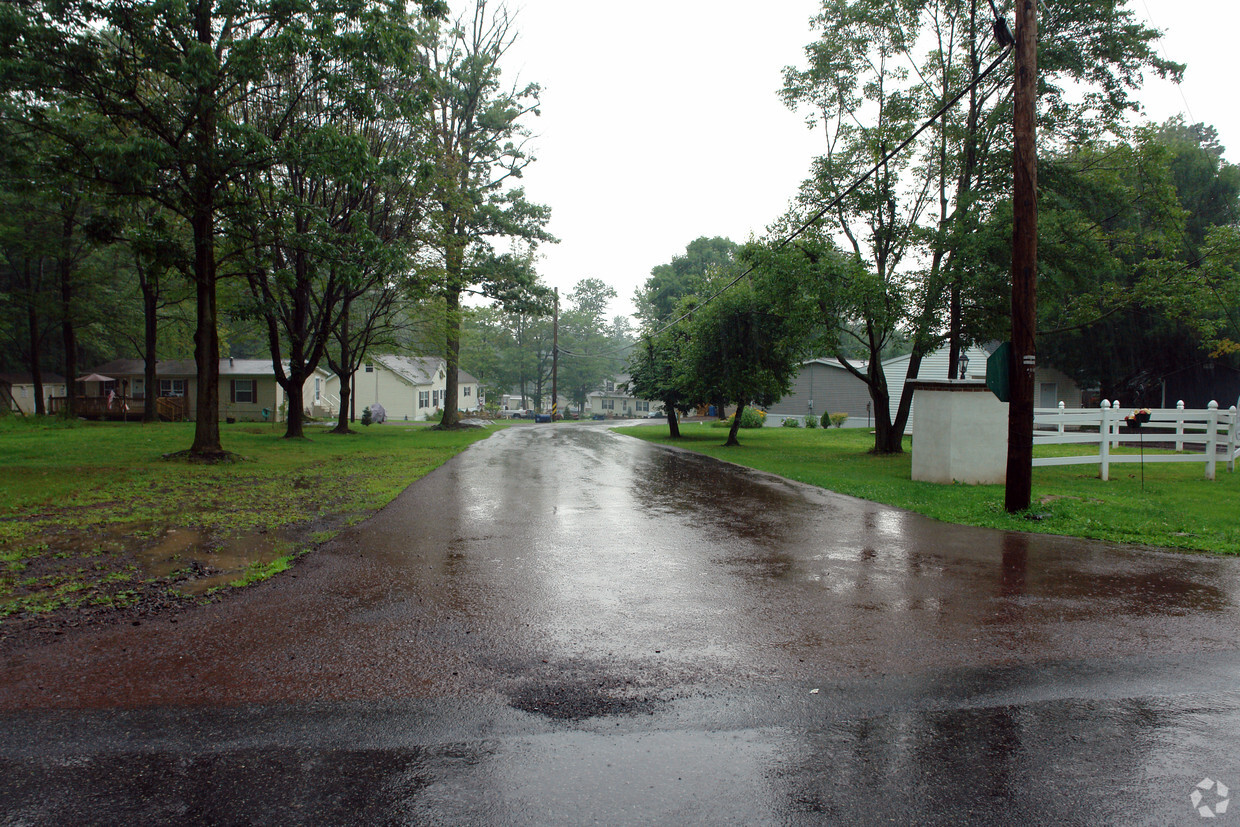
[1005,0,1037,513]
[551,288,559,420]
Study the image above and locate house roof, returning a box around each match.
[89,358,332,378]
[372,355,477,386]
[0,372,67,385]
[803,357,867,371]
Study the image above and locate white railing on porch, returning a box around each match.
[1032,400,1239,481]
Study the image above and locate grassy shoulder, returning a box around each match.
[0,417,504,622]
[622,422,1240,555]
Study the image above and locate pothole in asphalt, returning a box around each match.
[507,677,660,721]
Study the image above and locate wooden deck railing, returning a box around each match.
[48,395,189,421]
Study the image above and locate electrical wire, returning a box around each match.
[558,41,1016,363]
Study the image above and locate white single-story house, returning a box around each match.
[884,344,1082,431]
[81,358,333,422]
[767,358,872,425]
[1,372,68,415]
[585,376,660,418]
[329,354,481,421]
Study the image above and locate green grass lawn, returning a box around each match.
[0,417,503,618]
[623,422,1240,555]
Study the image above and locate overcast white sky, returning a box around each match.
[501,1,1237,320]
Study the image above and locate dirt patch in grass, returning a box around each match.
[0,511,352,650]
[0,418,504,649]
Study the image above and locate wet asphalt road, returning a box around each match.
[2,423,1240,825]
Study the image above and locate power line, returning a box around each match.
[1139,0,1196,125]
[558,41,1015,363]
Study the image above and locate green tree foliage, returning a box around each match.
[227,8,435,439]
[0,112,124,413]
[688,278,809,447]
[1034,122,1240,401]
[626,314,698,438]
[2,0,447,454]
[558,278,630,415]
[634,236,737,326]
[780,0,1179,452]
[422,1,553,428]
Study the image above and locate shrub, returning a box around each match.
[781,417,801,428]
[709,407,767,429]
[738,407,766,429]
[829,412,849,428]
[361,406,373,426]
[804,414,819,429]
[820,411,831,429]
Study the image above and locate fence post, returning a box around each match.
[1205,401,1219,481]
[1058,401,1065,435]
[1109,400,1121,449]
[1099,400,1111,481]
[1176,400,1185,452]
[1229,405,1238,473]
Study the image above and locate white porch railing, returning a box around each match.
[1032,400,1239,481]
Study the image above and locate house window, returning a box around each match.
[364,363,374,373]
[132,379,145,400]
[418,391,429,408]
[602,399,614,410]
[159,379,186,398]
[463,386,471,397]
[314,377,321,402]
[231,379,255,404]
[19,386,27,398]
[432,389,442,408]
[636,400,649,412]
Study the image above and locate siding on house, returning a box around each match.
[884,345,1082,432]
[768,359,871,422]
[333,355,480,421]
[584,375,660,417]
[86,359,330,421]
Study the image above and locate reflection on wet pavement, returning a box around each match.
[2,423,1239,823]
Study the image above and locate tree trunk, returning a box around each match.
[26,280,46,415]
[725,401,744,447]
[189,204,223,456]
[59,211,77,418]
[666,407,681,438]
[283,377,306,439]
[438,287,462,428]
[333,378,352,433]
[187,1,223,458]
[329,311,353,434]
[142,281,159,423]
[868,362,901,454]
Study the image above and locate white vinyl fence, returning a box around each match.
[1032,400,1240,480]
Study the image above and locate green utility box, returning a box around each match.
[986,342,1011,402]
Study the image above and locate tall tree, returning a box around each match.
[557,278,627,415]
[229,7,433,439]
[1035,123,1240,400]
[2,0,446,455]
[780,0,1179,452]
[688,277,809,447]
[422,0,552,428]
[626,310,698,438]
[635,236,737,326]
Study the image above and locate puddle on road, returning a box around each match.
[135,527,291,596]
